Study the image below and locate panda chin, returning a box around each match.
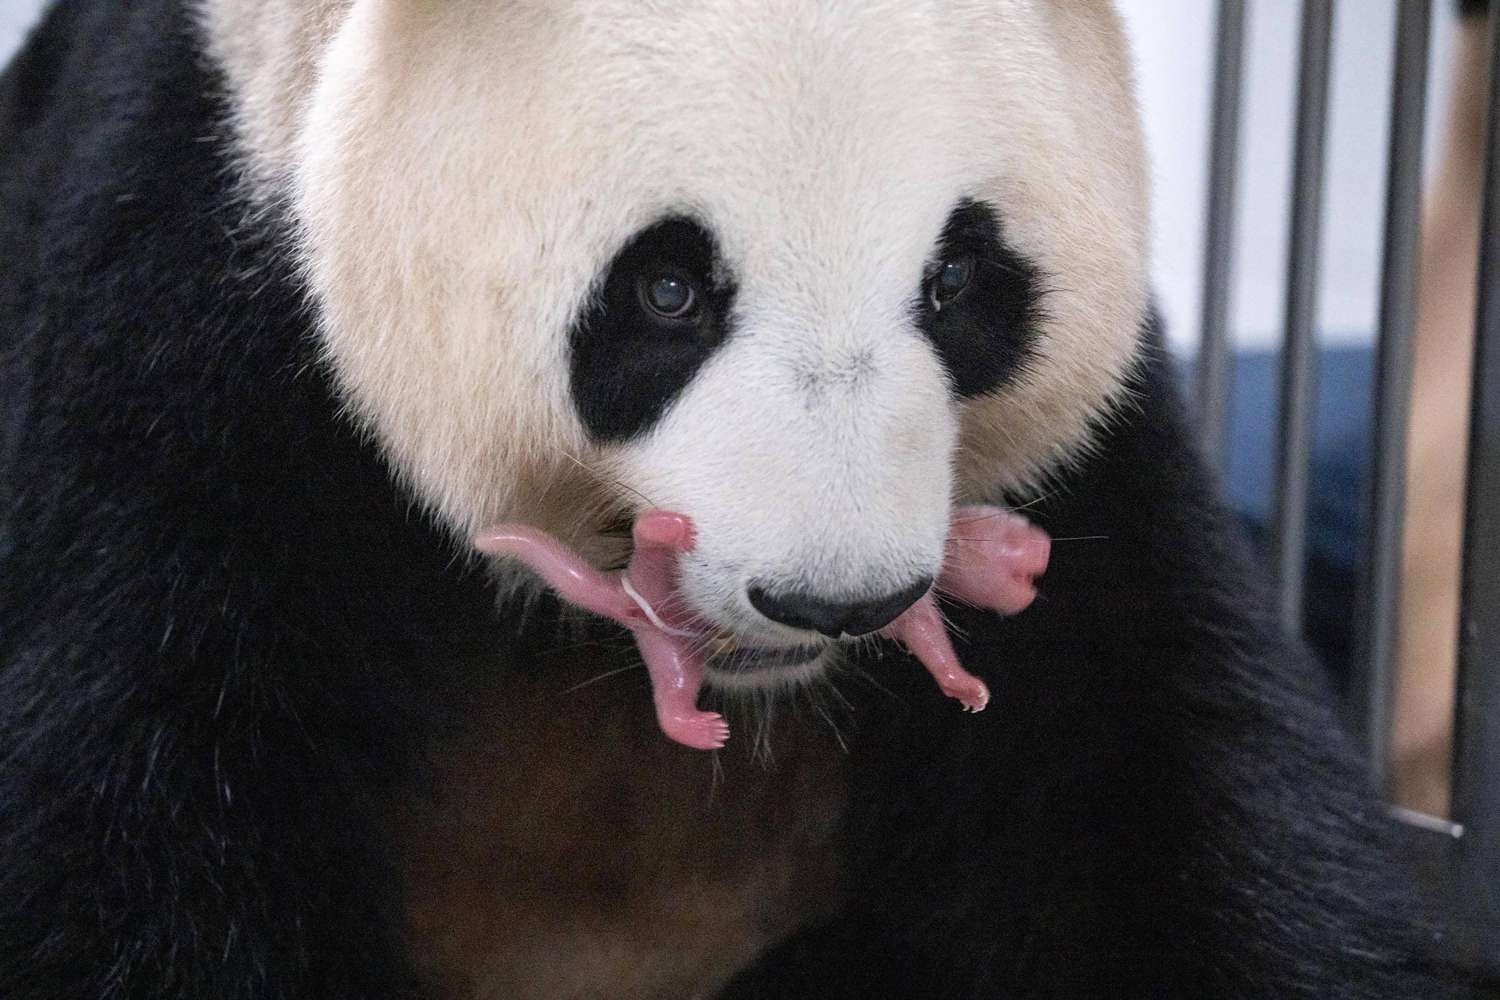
[701,642,834,693]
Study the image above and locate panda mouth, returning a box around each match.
[474,506,1049,751]
[704,641,828,672]
[701,642,833,694]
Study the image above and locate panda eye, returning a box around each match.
[639,271,700,320]
[928,253,975,311]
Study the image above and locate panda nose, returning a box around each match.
[747,577,933,638]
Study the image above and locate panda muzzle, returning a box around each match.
[473,506,1050,750]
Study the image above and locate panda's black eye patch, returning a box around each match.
[570,217,736,442]
[917,200,1045,398]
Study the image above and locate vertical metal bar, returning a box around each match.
[1197,0,1248,470]
[1350,0,1431,786]
[1451,1,1500,962]
[1271,0,1335,633]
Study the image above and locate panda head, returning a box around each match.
[210,0,1149,675]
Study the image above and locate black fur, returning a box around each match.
[570,217,737,442]
[0,2,1491,998]
[915,199,1044,398]
[0,2,510,996]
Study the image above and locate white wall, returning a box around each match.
[0,0,1467,353]
[0,0,41,63]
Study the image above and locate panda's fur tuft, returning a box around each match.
[0,1,1493,997]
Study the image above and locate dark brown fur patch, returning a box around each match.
[392,640,847,1000]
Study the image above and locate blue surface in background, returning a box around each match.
[1218,345,1373,568]
[1178,344,1374,680]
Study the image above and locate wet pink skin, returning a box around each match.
[473,505,1050,750]
[879,507,1053,713]
[474,512,729,749]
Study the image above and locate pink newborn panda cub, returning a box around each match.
[475,506,1050,749]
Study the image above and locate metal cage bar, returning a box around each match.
[1351,0,1431,787]
[1451,0,1500,964]
[1188,0,1496,961]
[1196,0,1248,469]
[1271,0,1335,633]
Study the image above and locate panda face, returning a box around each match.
[584,203,1044,651]
[597,210,959,650]
[253,0,1149,663]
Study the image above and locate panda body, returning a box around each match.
[0,2,1487,998]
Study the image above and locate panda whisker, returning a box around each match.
[653,594,706,628]
[707,752,725,802]
[557,448,660,511]
[560,662,645,694]
[820,665,860,713]
[955,490,1058,517]
[752,694,777,764]
[938,593,982,614]
[845,666,894,704]
[943,532,1102,545]
[805,681,850,754]
[934,603,969,643]
[567,490,627,539]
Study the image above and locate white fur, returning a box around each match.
[202,0,1151,657]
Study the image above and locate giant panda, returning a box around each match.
[0,1,1491,997]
